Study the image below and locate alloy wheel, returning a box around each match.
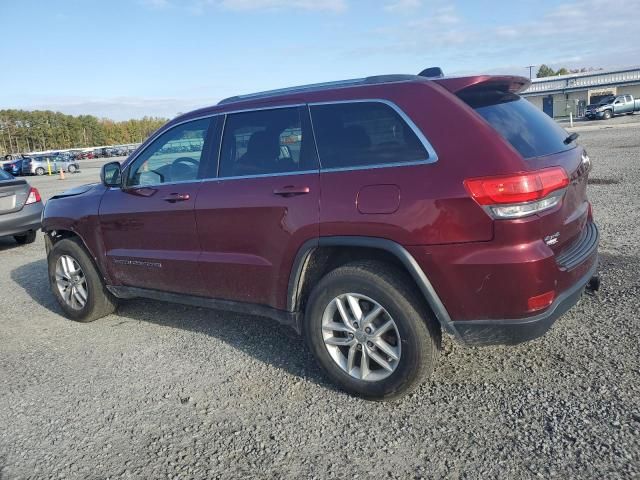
[55,255,88,310]
[321,293,401,382]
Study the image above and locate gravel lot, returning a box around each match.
[1,123,639,479]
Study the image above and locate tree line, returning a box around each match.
[0,110,168,155]
[537,64,602,78]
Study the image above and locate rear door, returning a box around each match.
[194,106,320,308]
[98,117,215,294]
[459,89,590,253]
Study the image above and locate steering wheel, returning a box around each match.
[172,157,199,168]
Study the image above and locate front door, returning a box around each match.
[99,117,214,294]
[195,106,320,309]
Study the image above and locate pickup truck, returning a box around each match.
[585,94,640,120]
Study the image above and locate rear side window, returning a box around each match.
[460,91,574,159]
[310,102,428,169]
[219,107,316,178]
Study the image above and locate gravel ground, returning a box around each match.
[0,126,639,479]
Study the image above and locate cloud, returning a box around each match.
[145,0,347,13]
[353,0,640,73]
[384,0,422,12]
[217,0,347,11]
[140,0,170,8]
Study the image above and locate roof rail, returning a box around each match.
[217,74,422,105]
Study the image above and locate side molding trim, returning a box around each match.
[107,286,302,332]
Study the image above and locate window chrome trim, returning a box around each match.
[123,99,438,186]
[307,98,439,168]
[204,169,318,182]
[319,159,433,174]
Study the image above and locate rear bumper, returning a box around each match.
[0,203,43,237]
[450,260,597,345]
[407,220,599,346]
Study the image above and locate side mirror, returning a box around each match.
[101,161,122,187]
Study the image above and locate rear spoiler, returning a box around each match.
[433,75,531,95]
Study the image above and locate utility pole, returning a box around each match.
[526,65,536,80]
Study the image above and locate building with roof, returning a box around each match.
[521,66,640,118]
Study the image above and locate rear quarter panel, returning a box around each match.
[308,81,527,245]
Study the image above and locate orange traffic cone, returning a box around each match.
[59,169,65,180]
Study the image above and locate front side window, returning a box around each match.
[127,118,210,187]
[219,107,315,178]
[310,101,428,170]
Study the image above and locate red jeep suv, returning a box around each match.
[42,70,599,399]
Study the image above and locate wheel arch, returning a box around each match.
[44,227,113,285]
[288,236,457,336]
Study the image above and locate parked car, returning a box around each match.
[22,155,80,175]
[585,94,640,119]
[3,158,23,176]
[0,169,42,244]
[42,69,599,399]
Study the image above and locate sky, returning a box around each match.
[1,0,639,120]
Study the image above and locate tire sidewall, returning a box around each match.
[304,268,433,399]
[48,239,102,322]
[35,167,45,175]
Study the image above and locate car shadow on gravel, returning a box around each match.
[11,258,64,314]
[0,237,27,252]
[11,259,337,391]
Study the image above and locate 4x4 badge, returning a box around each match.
[544,232,560,246]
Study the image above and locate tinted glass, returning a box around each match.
[310,102,428,169]
[127,118,210,186]
[219,107,315,177]
[460,92,574,159]
[0,169,12,180]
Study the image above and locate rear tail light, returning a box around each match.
[464,167,569,219]
[26,187,41,205]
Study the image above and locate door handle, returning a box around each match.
[162,193,191,203]
[273,186,310,197]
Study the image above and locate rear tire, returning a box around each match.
[35,167,45,175]
[304,261,440,400]
[14,230,36,244]
[48,237,117,322]
[67,164,77,173]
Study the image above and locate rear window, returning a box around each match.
[460,91,574,159]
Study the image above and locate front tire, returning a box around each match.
[304,261,440,400]
[35,167,45,175]
[603,110,612,120]
[14,230,37,244]
[67,164,77,173]
[48,237,117,322]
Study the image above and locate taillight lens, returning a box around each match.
[26,187,41,205]
[464,167,569,219]
[527,290,555,312]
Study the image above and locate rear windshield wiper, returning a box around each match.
[564,132,579,145]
